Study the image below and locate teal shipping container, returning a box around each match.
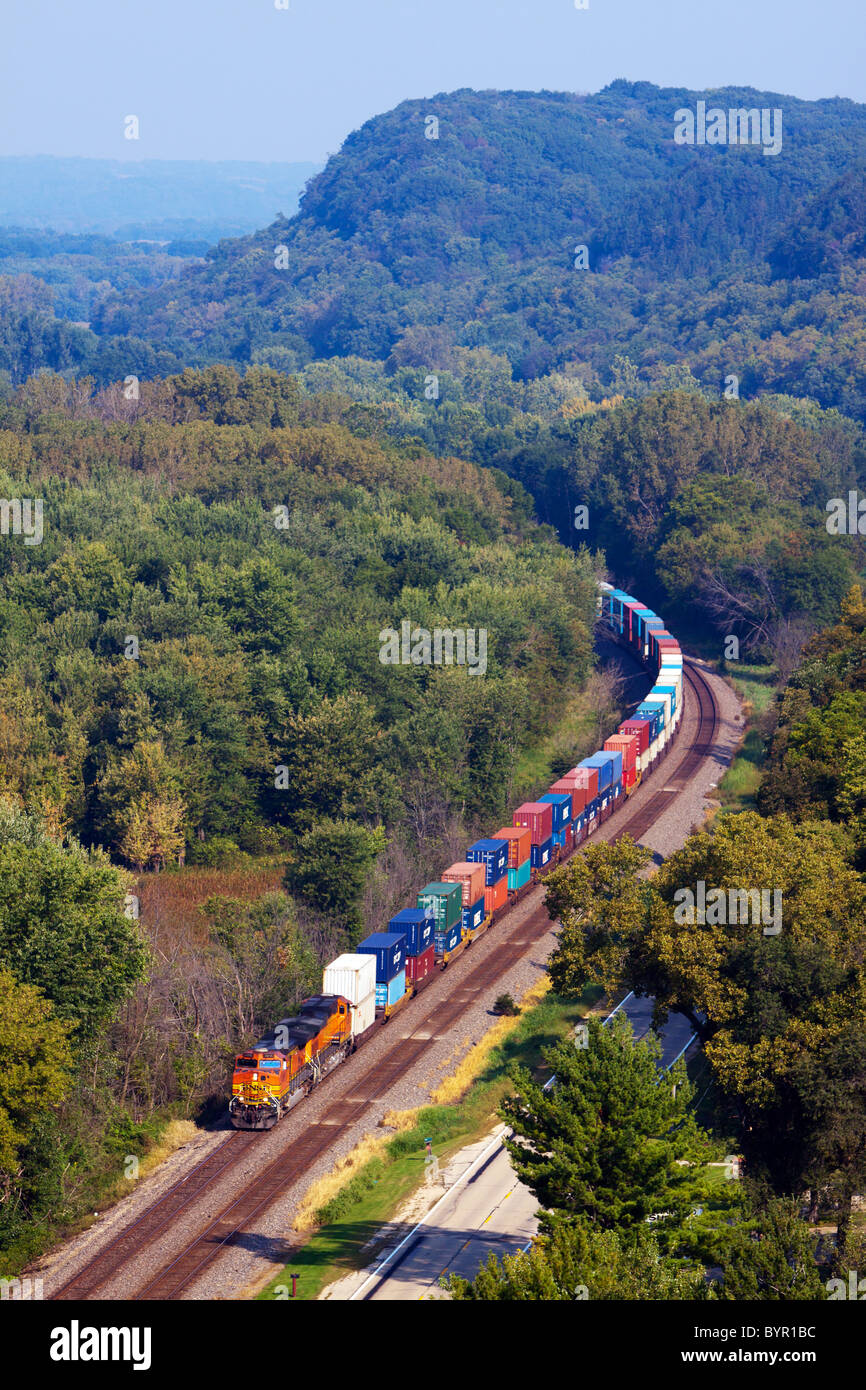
[508,859,531,892]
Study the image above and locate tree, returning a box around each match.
[0,967,75,1175]
[501,1014,705,1239]
[283,819,387,938]
[0,800,149,1047]
[712,1197,825,1301]
[447,1218,707,1301]
[544,836,652,998]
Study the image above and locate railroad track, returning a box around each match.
[51,656,719,1302]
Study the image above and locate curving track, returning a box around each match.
[51,656,719,1302]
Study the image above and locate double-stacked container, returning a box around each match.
[539,791,572,850]
[466,838,510,916]
[441,862,488,938]
[513,802,554,871]
[418,881,464,962]
[567,766,598,840]
[636,612,666,660]
[635,700,667,762]
[388,908,436,988]
[322,953,377,1041]
[494,825,532,893]
[579,750,622,819]
[357,931,408,1013]
[620,719,652,776]
[604,732,638,792]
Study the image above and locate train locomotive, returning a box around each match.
[229,581,684,1128]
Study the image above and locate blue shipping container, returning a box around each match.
[466,838,509,885]
[552,827,569,849]
[580,751,616,792]
[655,684,678,716]
[530,836,554,869]
[388,909,434,957]
[508,860,531,892]
[635,703,664,738]
[358,932,406,983]
[433,921,462,958]
[461,896,485,934]
[375,970,407,1009]
[641,699,668,731]
[539,792,572,831]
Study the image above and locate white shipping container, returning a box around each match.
[323,953,377,1005]
[350,991,376,1037]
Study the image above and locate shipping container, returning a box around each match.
[605,732,637,772]
[635,703,665,739]
[441,861,487,906]
[358,932,406,983]
[620,719,651,756]
[375,970,407,1010]
[513,801,554,844]
[531,836,554,869]
[465,838,509,884]
[580,751,617,792]
[550,777,587,815]
[645,691,672,725]
[655,683,678,717]
[539,791,572,831]
[351,992,376,1038]
[484,875,508,917]
[624,600,648,644]
[507,859,531,893]
[493,825,532,868]
[417,881,463,931]
[323,953,377,1006]
[567,766,598,802]
[552,826,570,849]
[433,921,462,959]
[405,944,436,986]
[388,908,434,957]
[461,895,486,934]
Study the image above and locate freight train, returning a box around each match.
[229,583,683,1129]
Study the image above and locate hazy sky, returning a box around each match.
[3,0,864,163]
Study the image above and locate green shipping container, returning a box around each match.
[417,881,462,931]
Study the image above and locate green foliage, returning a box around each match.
[501,1014,707,1241]
[0,802,148,1048]
[0,967,75,1173]
[284,821,387,939]
[447,1219,708,1301]
[710,1197,826,1301]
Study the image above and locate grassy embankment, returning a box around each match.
[716,660,777,812]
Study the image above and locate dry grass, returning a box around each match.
[136,864,285,947]
[291,1133,391,1233]
[429,976,551,1104]
[137,1120,199,1181]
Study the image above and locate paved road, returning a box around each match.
[364,1138,538,1300]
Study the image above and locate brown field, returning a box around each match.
[136,863,285,947]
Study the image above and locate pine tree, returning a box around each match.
[501,1013,704,1238]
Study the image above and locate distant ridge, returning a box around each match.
[0,156,322,242]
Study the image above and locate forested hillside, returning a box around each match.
[80,82,866,418]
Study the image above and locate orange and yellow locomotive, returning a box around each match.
[229,994,353,1130]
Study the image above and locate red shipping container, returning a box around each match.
[625,601,647,643]
[605,733,637,773]
[620,720,651,756]
[551,777,587,815]
[494,825,532,868]
[405,943,436,985]
[564,823,574,849]
[567,766,598,801]
[484,876,508,917]
[513,801,553,845]
[442,862,487,906]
